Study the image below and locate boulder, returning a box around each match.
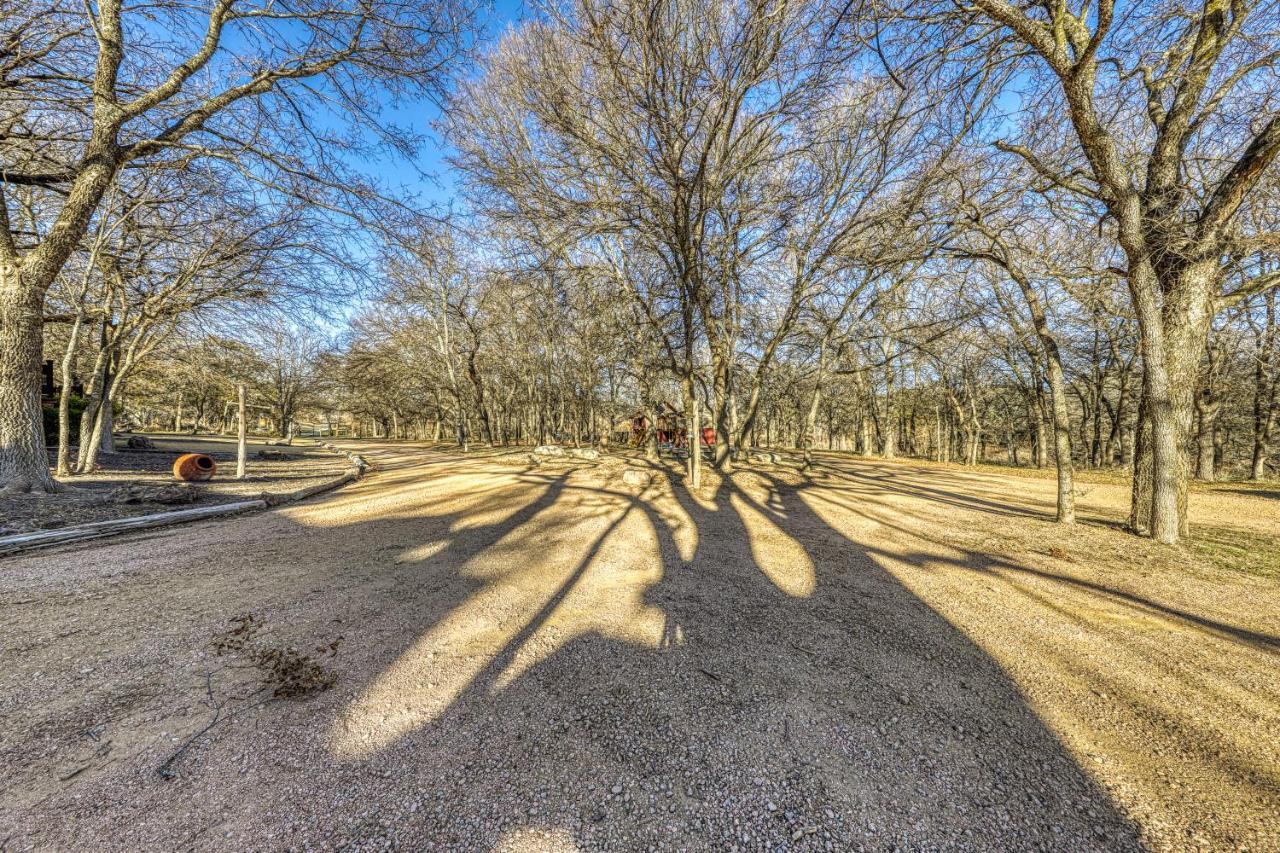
[533,445,565,456]
[568,447,600,460]
[621,468,651,487]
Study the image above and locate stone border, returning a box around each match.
[0,445,369,559]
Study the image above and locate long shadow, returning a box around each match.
[813,458,1050,521]
[9,444,1158,849]
[1210,486,1280,501]
[274,454,1142,848]
[789,468,1280,655]
[948,549,1280,653]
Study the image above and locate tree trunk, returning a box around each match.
[684,377,701,488]
[712,357,733,471]
[55,313,85,477]
[643,401,659,463]
[0,271,59,492]
[801,383,822,470]
[78,361,121,475]
[1251,291,1277,480]
[859,410,873,456]
[1046,357,1076,523]
[933,405,944,462]
[881,364,897,459]
[1195,393,1221,482]
[1013,275,1075,523]
[99,394,114,454]
[236,384,248,479]
[1124,252,1215,543]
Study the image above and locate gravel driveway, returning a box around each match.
[1,443,1276,851]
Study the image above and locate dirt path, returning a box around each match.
[1,444,1276,851]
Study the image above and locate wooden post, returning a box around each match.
[690,396,702,488]
[236,384,247,480]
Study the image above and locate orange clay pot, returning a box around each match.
[173,453,217,482]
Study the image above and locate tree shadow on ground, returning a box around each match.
[24,444,1272,849]
[203,449,1148,850]
[787,464,1280,655]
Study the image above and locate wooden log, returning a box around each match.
[263,468,360,506]
[0,500,268,557]
[1,442,372,558]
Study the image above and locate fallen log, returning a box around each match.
[263,468,361,506]
[1,443,369,558]
[0,500,268,557]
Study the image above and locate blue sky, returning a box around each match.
[303,0,526,330]
[359,0,527,212]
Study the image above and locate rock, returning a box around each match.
[533,445,565,456]
[126,435,156,449]
[568,447,600,460]
[622,469,651,487]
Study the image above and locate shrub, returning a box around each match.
[42,395,87,446]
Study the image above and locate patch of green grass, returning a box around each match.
[1187,527,1280,579]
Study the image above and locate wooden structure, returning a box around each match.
[624,402,715,447]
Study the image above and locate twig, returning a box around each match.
[156,690,272,780]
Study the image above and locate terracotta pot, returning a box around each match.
[173,453,217,482]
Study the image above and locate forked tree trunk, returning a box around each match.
[74,330,112,473]
[1123,249,1216,543]
[0,137,120,493]
[78,365,121,475]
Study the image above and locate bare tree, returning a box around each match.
[0,0,475,491]
[924,0,1280,541]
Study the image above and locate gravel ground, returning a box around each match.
[0,434,351,535]
[0,442,1276,851]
